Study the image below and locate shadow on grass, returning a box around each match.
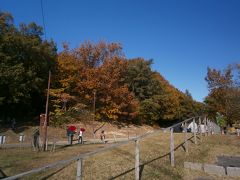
[110,136,194,180]
[0,169,7,179]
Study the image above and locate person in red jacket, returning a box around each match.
[67,125,76,145]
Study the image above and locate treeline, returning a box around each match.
[51,42,204,125]
[1,12,205,125]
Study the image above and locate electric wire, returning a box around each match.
[40,0,47,39]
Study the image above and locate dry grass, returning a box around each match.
[0,132,239,180]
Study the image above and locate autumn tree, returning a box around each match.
[205,64,240,125]
[51,41,138,125]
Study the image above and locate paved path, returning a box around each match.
[0,137,131,148]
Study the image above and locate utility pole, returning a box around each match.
[43,70,51,151]
[92,90,96,142]
[93,90,96,118]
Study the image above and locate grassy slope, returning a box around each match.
[0,133,239,180]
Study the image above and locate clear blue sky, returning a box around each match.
[1,0,240,102]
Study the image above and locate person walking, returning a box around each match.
[33,128,40,151]
[67,126,76,145]
[100,130,106,143]
[78,128,83,144]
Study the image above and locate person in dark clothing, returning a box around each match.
[11,118,16,130]
[33,128,40,150]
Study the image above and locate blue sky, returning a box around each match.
[1,0,240,102]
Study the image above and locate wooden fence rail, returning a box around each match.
[170,128,175,167]
[3,116,208,180]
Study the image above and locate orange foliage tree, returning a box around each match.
[205,65,240,125]
[50,41,204,125]
[50,41,138,124]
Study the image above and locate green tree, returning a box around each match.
[0,12,57,121]
[125,58,160,101]
[185,89,192,99]
[216,112,226,134]
[139,98,160,124]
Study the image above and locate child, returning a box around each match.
[78,129,83,144]
[100,130,106,143]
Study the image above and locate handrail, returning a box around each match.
[3,156,78,180]
[3,116,204,180]
[165,116,200,130]
[135,116,202,140]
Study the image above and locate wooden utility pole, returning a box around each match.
[93,90,96,142]
[43,71,51,151]
[93,90,96,117]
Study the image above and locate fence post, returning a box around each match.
[199,117,202,142]
[46,138,48,151]
[0,135,6,148]
[206,119,208,136]
[135,139,140,180]
[193,118,197,145]
[76,158,83,180]
[184,122,188,154]
[204,117,207,136]
[207,119,210,136]
[170,128,175,167]
[208,119,212,136]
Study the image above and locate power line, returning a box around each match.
[40,0,47,39]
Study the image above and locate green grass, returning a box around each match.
[0,133,239,180]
